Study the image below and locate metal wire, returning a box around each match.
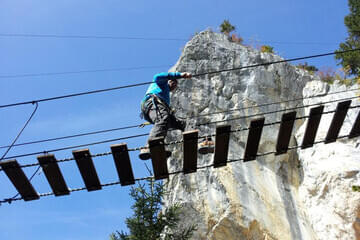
[1,132,356,204]
[0,124,143,149]
[0,102,39,160]
[197,95,360,126]
[2,105,353,172]
[3,94,358,162]
[1,48,359,109]
[2,87,358,151]
[191,87,360,119]
[1,133,149,161]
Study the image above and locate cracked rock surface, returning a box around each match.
[163,30,360,240]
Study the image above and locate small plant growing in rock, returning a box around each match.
[220,19,235,36]
[317,66,358,86]
[356,75,360,85]
[352,185,360,192]
[231,33,243,44]
[260,45,274,53]
[317,67,336,84]
[297,62,319,74]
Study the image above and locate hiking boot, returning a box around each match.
[139,148,151,160]
[198,137,215,155]
[139,148,172,160]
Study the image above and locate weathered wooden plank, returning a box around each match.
[183,130,198,174]
[149,137,168,180]
[325,100,352,143]
[72,149,102,191]
[349,109,360,139]
[214,125,231,168]
[244,118,265,162]
[37,154,69,196]
[276,111,297,155]
[301,106,324,149]
[0,159,39,201]
[111,143,135,186]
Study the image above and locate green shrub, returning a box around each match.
[260,45,274,53]
[110,178,196,240]
[317,67,358,86]
[297,62,318,74]
[317,68,336,84]
[231,33,243,44]
[220,20,235,36]
[352,185,360,192]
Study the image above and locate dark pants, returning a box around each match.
[142,99,185,141]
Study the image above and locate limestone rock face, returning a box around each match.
[164,30,360,240]
[295,81,360,240]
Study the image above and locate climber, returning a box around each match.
[138,72,192,160]
[138,71,215,160]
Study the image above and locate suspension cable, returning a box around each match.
[0,102,39,160]
[0,131,354,204]
[197,95,360,126]
[1,48,359,109]
[0,133,149,161]
[190,87,360,119]
[2,97,358,161]
[0,124,143,149]
[192,48,360,77]
[4,104,359,170]
[1,88,358,150]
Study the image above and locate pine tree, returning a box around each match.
[110,178,196,240]
[335,0,360,76]
[220,20,235,36]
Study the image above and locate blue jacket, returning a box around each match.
[141,72,182,106]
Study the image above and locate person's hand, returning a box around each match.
[181,72,192,78]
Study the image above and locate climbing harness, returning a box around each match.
[140,94,175,124]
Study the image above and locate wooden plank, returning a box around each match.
[149,137,168,180]
[325,100,352,143]
[110,143,135,186]
[214,125,231,168]
[72,149,102,191]
[183,130,198,174]
[276,111,297,155]
[37,154,69,196]
[301,105,324,149]
[0,159,39,201]
[244,118,265,162]
[349,109,360,139]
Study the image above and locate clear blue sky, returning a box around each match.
[0,1,350,239]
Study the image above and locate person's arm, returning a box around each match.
[153,72,191,85]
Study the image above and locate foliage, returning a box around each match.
[335,0,360,76]
[317,68,336,84]
[110,231,127,240]
[230,33,243,44]
[356,76,360,85]
[316,67,358,86]
[220,20,235,35]
[296,62,319,74]
[352,185,360,192]
[260,45,274,53]
[110,178,196,240]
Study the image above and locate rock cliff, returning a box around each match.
[164,30,360,240]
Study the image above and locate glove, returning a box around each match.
[139,122,151,128]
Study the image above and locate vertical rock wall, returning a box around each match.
[295,81,360,240]
[163,30,360,240]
